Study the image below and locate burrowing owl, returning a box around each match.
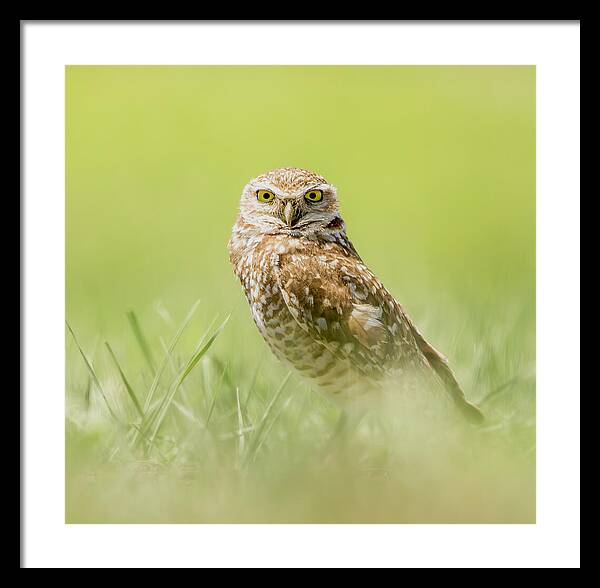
[228,167,483,423]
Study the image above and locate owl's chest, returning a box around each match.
[230,234,387,401]
[235,247,301,343]
[233,242,331,367]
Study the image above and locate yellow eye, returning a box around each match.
[304,189,323,203]
[257,190,276,202]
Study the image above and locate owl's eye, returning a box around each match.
[257,190,276,202]
[304,189,323,203]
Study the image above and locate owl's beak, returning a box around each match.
[283,201,300,228]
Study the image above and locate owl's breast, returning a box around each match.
[231,235,370,400]
[231,237,284,337]
[234,241,309,357]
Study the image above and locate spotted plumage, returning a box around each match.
[228,167,483,422]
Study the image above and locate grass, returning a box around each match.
[65,65,535,523]
[65,295,535,523]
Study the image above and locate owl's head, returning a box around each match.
[236,167,343,235]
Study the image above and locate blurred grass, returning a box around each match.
[66,66,535,523]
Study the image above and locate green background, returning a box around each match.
[66,66,535,523]
[67,66,534,330]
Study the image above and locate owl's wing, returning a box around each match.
[274,247,428,378]
[274,245,484,422]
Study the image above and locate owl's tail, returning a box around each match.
[424,349,485,425]
[408,323,485,425]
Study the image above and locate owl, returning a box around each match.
[228,167,483,423]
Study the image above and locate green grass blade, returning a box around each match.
[131,300,201,448]
[84,376,91,411]
[479,370,534,405]
[211,356,236,399]
[105,341,144,418]
[127,309,157,376]
[235,386,246,458]
[244,371,292,466]
[141,299,201,414]
[181,319,229,382]
[172,400,203,426]
[148,315,230,445]
[242,360,263,413]
[205,361,228,427]
[130,423,168,461]
[250,396,292,463]
[66,322,120,423]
